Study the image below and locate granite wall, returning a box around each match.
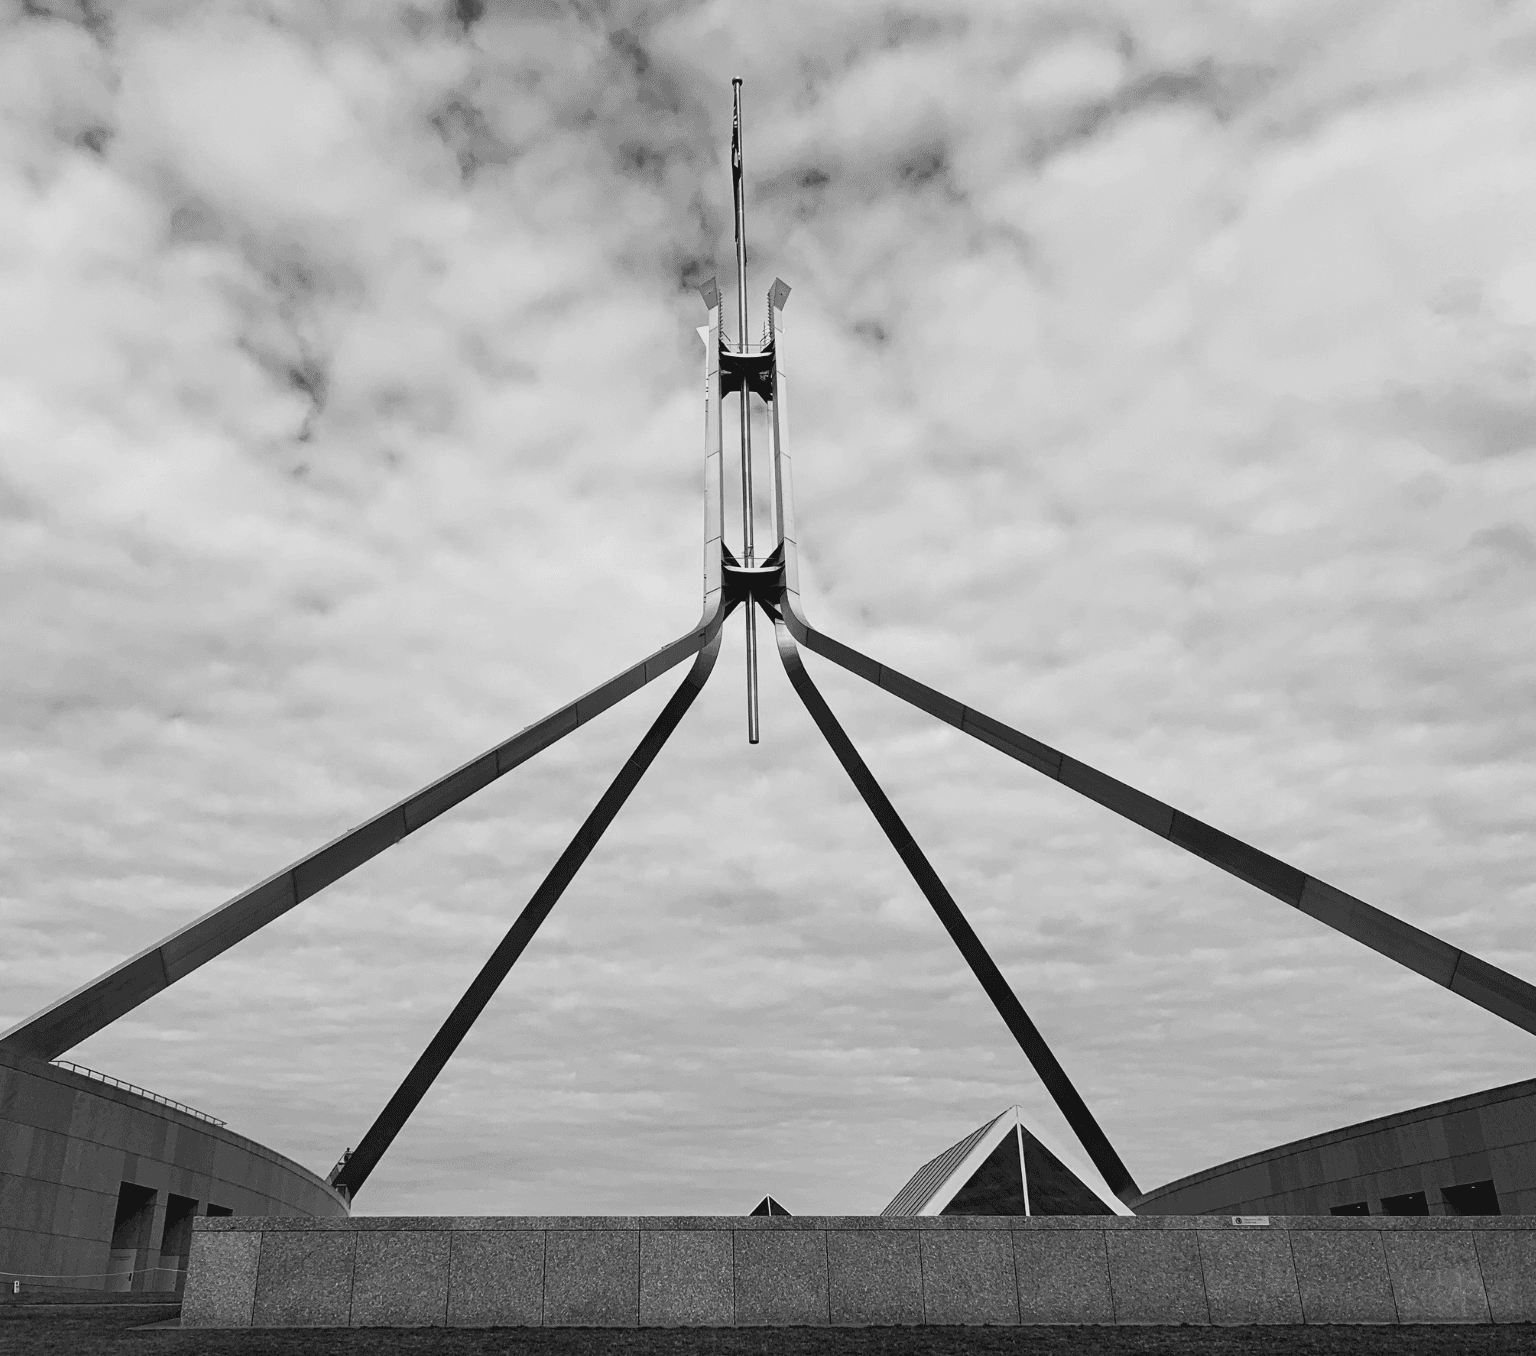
[1137,1076,1536,1217]
[0,1048,347,1294]
[182,1214,1536,1328]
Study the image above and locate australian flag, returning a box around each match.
[731,97,743,239]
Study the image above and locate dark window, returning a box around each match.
[1442,1180,1501,1216]
[1329,1201,1370,1216]
[159,1194,199,1260]
[1381,1191,1429,1216]
[206,1204,233,1217]
[110,1183,157,1251]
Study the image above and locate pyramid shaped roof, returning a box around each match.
[882,1106,1132,1217]
[749,1195,791,1216]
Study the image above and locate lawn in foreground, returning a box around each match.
[3,1309,1534,1356]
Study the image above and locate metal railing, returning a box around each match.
[49,1060,226,1127]
[4,1261,185,1293]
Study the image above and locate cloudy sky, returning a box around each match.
[3,0,1535,1217]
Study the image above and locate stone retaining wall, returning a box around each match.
[182,1214,1536,1328]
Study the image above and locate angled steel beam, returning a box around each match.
[778,605,1536,1039]
[5,261,739,1067]
[759,253,1536,1040]
[771,614,1140,1206]
[0,608,728,1063]
[331,621,727,1200]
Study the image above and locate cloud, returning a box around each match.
[1,0,1534,1217]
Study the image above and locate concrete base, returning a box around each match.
[182,1214,1536,1328]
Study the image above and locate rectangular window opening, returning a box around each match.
[110,1183,157,1251]
[1329,1201,1370,1216]
[159,1194,199,1260]
[1441,1179,1501,1216]
[1381,1190,1429,1216]
[108,1182,157,1293]
[206,1204,233,1217]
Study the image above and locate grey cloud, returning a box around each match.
[2,0,1534,1218]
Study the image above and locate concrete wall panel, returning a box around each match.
[827,1229,923,1326]
[733,1228,828,1326]
[251,1230,356,1327]
[1014,1228,1114,1324]
[2,1124,34,1176]
[1480,1099,1536,1151]
[638,1229,732,1327]
[350,1230,449,1328]
[542,1229,638,1327]
[1382,1232,1489,1323]
[7,1078,74,1135]
[1105,1230,1208,1324]
[1443,1110,1490,1159]
[1291,1229,1396,1323]
[2,1175,52,1233]
[1491,1146,1536,1196]
[182,1230,261,1328]
[1474,1230,1536,1323]
[1197,1229,1303,1325]
[28,1129,69,1184]
[918,1229,1018,1326]
[46,1184,80,1239]
[445,1230,544,1328]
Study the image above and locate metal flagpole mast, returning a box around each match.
[18,76,1536,1216]
[732,77,760,744]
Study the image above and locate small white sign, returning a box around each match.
[1231,1216,1271,1227]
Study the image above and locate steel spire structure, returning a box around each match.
[732,77,761,745]
[7,83,1536,1209]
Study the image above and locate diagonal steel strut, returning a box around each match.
[758,255,1536,1045]
[771,612,1140,1206]
[0,608,728,1064]
[776,606,1536,1041]
[330,620,727,1200]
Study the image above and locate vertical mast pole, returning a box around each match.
[732,77,760,745]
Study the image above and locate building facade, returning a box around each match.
[0,1048,346,1294]
[1136,1077,1536,1217]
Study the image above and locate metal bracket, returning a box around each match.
[719,341,775,400]
[722,543,784,609]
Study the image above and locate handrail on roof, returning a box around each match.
[49,1060,227,1128]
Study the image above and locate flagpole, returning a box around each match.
[732,77,760,745]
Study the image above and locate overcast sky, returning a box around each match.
[3,0,1535,1217]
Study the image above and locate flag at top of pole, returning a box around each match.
[731,78,743,242]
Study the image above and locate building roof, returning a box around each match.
[1142,1068,1536,1210]
[882,1105,1131,1217]
[749,1195,791,1216]
[883,1110,1009,1216]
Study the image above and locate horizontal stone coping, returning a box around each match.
[184,1211,1535,1327]
[194,1214,1536,1232]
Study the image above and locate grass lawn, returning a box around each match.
[3,1309,1534,1356]
[9,1314,1536,1356]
